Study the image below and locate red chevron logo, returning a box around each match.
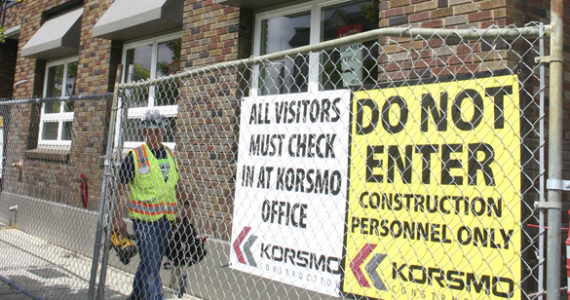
[350,243,377,287]
[233,226,251,264]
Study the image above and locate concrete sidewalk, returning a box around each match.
[0,279,33,300]
[0,224,197,300]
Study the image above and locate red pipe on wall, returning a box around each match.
[80,174,88,208]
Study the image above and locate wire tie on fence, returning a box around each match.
[535,55,564,64]
[534,201,562,210]
[546,178,570,191]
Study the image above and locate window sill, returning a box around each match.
[25,148,70,162]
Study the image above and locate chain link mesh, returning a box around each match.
[0,23,550,300]
[0,95,129,299]
[102,24,547,299]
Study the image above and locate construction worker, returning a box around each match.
[115,109,181,300]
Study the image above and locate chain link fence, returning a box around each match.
[0,23,553,300]
[0,94,130,299]
[94,23,548,300]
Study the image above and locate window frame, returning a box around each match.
[120,32,181,150]
[251,0,369,96]
[38,56,78,147]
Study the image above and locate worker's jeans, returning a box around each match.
[130,217,171,300]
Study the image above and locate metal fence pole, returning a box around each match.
[87,65,123,300]
[547,0,564,299]
[538,22,546,300]
[96,78,127,300]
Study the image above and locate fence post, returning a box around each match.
[547,0,564,299]
[96,67,127,300]
[566,210,570,300]
[538,22,547,300]
[87,65,123,300]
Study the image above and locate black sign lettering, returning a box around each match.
[382,96,408,134]
[421,92,448,132]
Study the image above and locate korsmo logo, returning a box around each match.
[233,226,258,267]
[350,243,387,290]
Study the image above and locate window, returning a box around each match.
[258,11,310,95]
[38,57,78,146]
[253,0,378,95]
[121,32,181,149]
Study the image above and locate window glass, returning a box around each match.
[64,61,77,111]
[157,39,180,77]
[123,117,176,143]
[163,117,176,143]
[45,65,64,113]
[124,118,144,143]
[255,1,378,94]
[156,39,181,106]
[44,101,60,114]
[121,34,181,147]
[321,0,377,89]
[39,57,77,146]
[46,64,64,98]
[259,13,310,95]
[42,122,58,140]
[125,45,152,108]
[62,121,73,140]
[125,45,152,82]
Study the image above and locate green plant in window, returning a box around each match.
[133,63,150,81]
[157,40,181,76]
[155,39,181,105]
[129,63,150,107]
[360,1,379,28]
[0,26,5,43]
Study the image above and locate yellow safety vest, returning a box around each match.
[128,143,179,222]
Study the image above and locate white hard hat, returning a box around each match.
[141,109,165,129]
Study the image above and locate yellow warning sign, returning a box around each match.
[342,75,521,299]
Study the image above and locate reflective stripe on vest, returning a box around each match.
[134,144,150,174]
[166,202,177,216]
[128,143,179,222]
[129,200,177,216]
[130,199,165,216]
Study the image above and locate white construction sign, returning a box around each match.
[230,90,351,296]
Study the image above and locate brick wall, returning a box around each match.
[68,0,116,210]
[379,0,549,28]
[3,0,114,210]
[2,1,22,29]
[4,0,64,202]
[178,0,251,240]
[377,0,548,81]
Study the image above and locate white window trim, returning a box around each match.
[38,56,78,148]
[120,32,181,150]
[251,0,354,96]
